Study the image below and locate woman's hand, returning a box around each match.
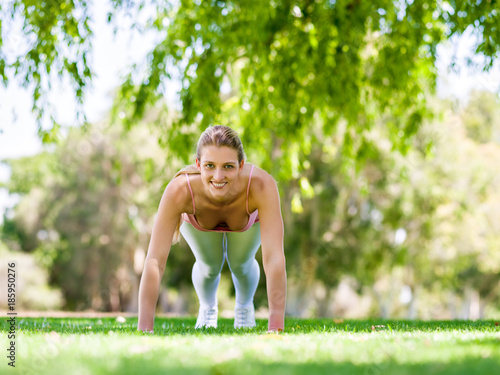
[255,171,287,334]
[137,178,187,336]
[266,329,283,334]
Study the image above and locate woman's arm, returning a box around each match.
[137,178,186,332]
[255,172,287,332]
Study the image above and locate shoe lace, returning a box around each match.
[235,308,249,324]
[205,308,217,323]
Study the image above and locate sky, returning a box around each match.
[0,2,161,221]
[0,7,500,222]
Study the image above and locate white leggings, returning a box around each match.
[180,221,261,309]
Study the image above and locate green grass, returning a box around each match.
[2,316,499,374]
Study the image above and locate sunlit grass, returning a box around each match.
[2,317,499,374]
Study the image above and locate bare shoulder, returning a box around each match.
[249,165,277,190]
[248,165,280,209]
[159,174,193,215]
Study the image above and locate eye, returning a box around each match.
[224,165,234,169]
[205,163,214,168]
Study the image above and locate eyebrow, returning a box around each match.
[203,161,238,165]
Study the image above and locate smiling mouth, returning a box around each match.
[211,182,227,188]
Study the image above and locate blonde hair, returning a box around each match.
[171,125,246,244]
[196,125,246,163]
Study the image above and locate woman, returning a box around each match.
[137,125,286,333]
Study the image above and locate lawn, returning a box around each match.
[1,316,499,374]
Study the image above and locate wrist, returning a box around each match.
[268,310,284,330]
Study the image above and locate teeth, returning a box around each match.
[212,182,226,187]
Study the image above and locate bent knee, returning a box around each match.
[195,261,224,278]
[227,258,258,277]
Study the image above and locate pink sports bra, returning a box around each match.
[181,164,260,232]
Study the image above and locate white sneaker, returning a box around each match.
[234,305,256,329]
[195,306,218,329]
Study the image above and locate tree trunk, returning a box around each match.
[373,287,391,319]
[470,288,480,320]
[407,286,418,319]
[126,273,140,313]
[158,286,170,313]
[460,290,470,320]
[479,280,500,319]
[460,286,480,320]
[448,291,458,319]
[316,285,332,317]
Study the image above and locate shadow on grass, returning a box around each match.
[79,356,500,375]
[8,317,500,375]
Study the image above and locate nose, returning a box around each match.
[213,168,224,181]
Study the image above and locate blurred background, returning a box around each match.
[1,0,499,320]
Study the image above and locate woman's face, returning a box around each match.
[196,145,244,198]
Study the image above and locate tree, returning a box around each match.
[280,91,500,319]
[462,90,500,143]
[3,1,500,317]
[1,119,196,311]
[2,1,499,164]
